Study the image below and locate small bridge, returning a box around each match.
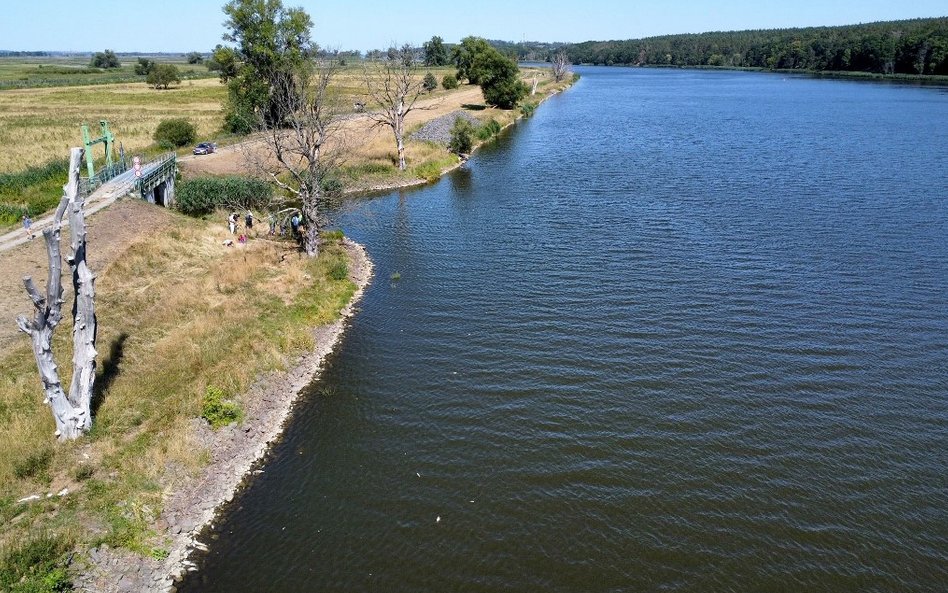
[0,153,178,253]
[134,153,177,207]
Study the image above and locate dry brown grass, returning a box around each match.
[0,203,355,555]
[0,79,226,173]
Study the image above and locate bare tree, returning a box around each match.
[246,58,348,257]
[17,148,98,440]
[551,51,572,83]
[362,44,430,171]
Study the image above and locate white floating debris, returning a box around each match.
[416,472,421,478]
[436,516,441,523]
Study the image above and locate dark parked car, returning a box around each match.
[193,142,217,155]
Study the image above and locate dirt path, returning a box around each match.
[179,85,487,177]
[0,199,175,350]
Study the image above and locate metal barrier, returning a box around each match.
[135,153,177,198]
[78,159,128,197]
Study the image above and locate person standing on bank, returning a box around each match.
[228,212,238,234]
[245,210,255,236]
[22,215,34,240]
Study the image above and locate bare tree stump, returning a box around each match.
[16,147,97,440]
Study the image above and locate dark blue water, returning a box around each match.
[181,68,948,592]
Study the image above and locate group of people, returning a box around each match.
[227,210,304,244]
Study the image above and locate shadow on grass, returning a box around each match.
[92,332,128,418]
[461,103,487,111]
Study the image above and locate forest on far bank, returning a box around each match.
[506,18,948,76]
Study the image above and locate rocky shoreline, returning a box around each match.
[73,239,373,593]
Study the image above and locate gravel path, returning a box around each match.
[411,110,481,145]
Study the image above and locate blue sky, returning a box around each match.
[1,0,945,52]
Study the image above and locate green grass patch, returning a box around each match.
[0,159,68,225]
[201,386,243,429]
[0,534,73,593]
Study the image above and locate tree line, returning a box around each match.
[558,18,948,75]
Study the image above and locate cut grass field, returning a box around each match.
[0,200,356,588]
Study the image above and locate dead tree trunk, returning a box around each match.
[16,147,97,440]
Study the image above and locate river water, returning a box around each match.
[179,68,948,592]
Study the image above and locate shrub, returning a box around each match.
[441,73,458,90]
[90,49,119,69]
[201,386,242,429]
[482,76,529,109]
[176,176,273,216]
[328,260,348,280]
[147,64,181,89]
[476,118,502,141]
[423,72,438,93]
[449,117,475,154]
[153,118,195,148]
[520,101,538,117]
[0,535,73,593]
[134,58,156,76]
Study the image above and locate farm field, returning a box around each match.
[0,77,226,173]
[0,55,216,89]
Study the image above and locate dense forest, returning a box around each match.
[567,18,948,74]
[504,18,948,76]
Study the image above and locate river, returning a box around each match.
[179,67,948,592]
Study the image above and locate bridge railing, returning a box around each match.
[79,159,129,197]
[135,153,176,188]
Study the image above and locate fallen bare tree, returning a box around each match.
[362,44,432,171]
[16,147,98,440]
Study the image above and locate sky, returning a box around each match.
[1,0,945,53]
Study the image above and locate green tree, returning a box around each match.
[220,0,315,133]
[207,44,239,78]
[452,36,493,84]
[90,49,120,69]
[186,51,204,64]
[441,73,458,89]
[134,57,156,76]
[423,35,449,66]
[147,64,182,89]
[423,72,438,92]
[472,47,528,108]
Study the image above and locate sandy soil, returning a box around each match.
[0,199,176,350]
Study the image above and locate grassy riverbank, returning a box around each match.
[0,66,576,590]
[0,203,356,590]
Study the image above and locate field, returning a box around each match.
[0,77,226,174]
[0,55,216,89]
